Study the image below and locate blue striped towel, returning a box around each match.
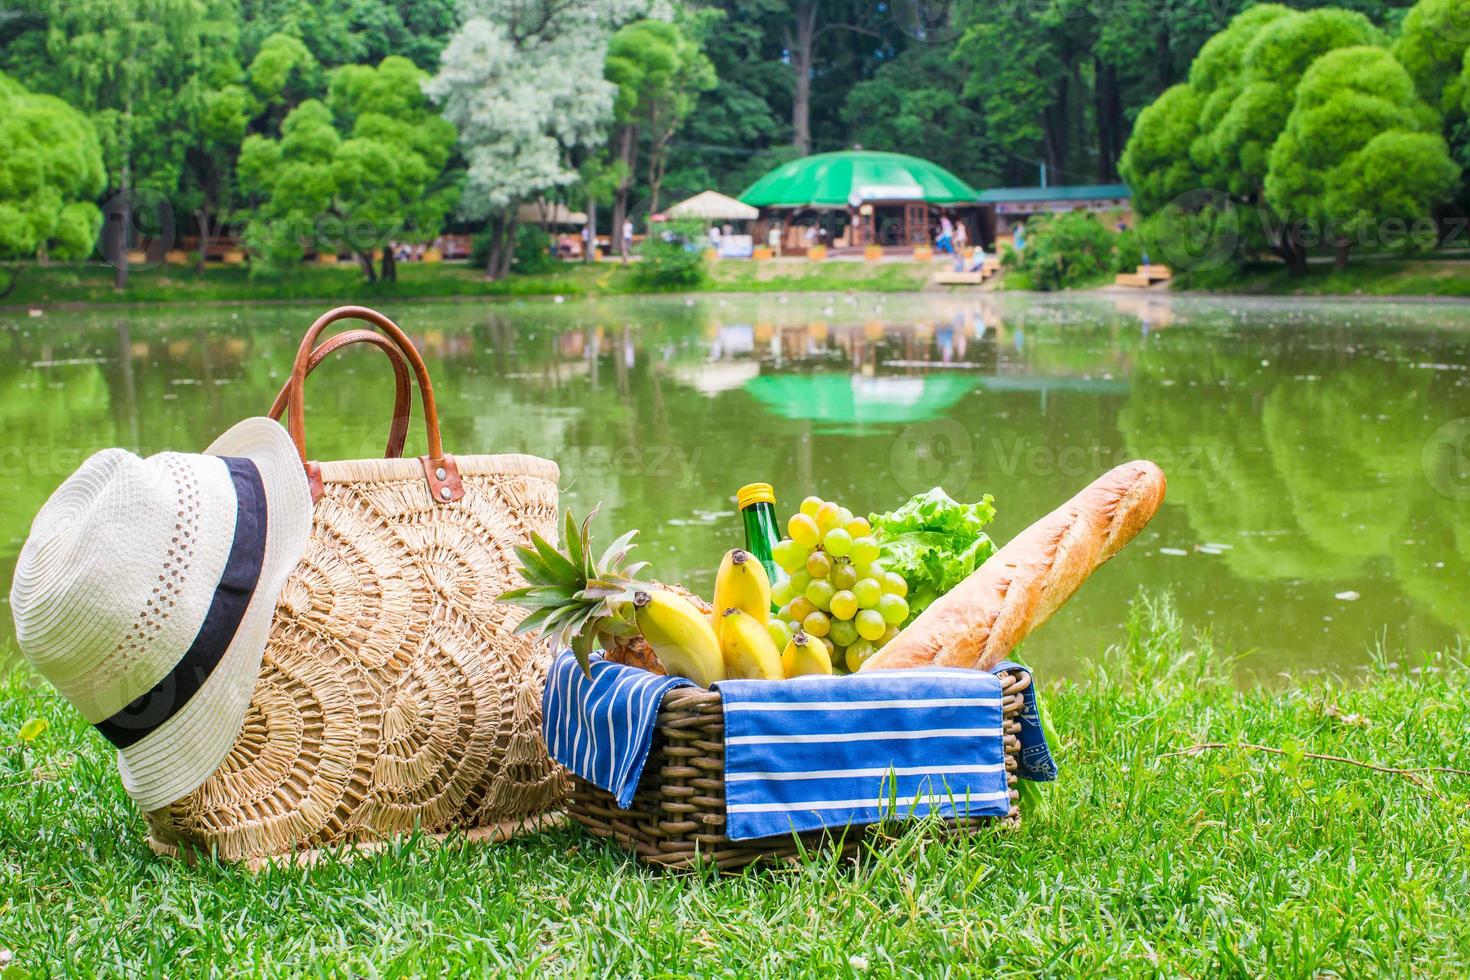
[542,651,1058,834]
[717,668,1012,840]
[542,653,694,807]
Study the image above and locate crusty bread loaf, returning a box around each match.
[861,460,1166,673]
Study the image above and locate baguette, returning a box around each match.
[861,460,1166,672]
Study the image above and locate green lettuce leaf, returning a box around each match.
[869,488,997,624]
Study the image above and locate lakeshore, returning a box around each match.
[6,255,1470,312]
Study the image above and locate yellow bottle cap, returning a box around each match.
[736,482,775,510]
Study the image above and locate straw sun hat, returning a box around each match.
[10,418,311,811]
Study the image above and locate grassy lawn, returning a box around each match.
[1,258,934,309]
[1172,257,1470,298]
[1,594,1466,975]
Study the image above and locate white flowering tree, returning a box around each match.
[427,0,660,278]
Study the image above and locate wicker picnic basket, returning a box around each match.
[568,668,1028,871]
[144,306,566,867]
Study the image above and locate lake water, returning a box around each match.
[3,291,1468,678]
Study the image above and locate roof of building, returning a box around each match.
[740,150,979,209]
[977,184,1132,204]
[664,190,759,221]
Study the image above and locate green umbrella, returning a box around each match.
[739,151,979,208]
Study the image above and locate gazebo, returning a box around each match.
[739,150,981,253]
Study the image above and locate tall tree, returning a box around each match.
[236,0,458,73]
[427,0,651,279]
[0,71,105,285]
[953,0,1093,184]
[782,1,887,155]
[1392,0,1470,211]
[668,0,790,194]
[605,16,716,242]
[1123,5,1393,275]
[237,56,457,281]
[842,42,996,187]
[18,0,237,287]
[1266,45,1459,267]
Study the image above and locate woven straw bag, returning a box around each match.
[145,306,566,866]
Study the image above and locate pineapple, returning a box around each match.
[500,506,699,675]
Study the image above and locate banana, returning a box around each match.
[718,607,785,680]
[633,590,725,688]
[713,549,771,621]
[781,631,833,678]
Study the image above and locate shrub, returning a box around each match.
[1011,211,1130,290]
[469,229,494,269]
[511,224,558,274]
[469,224,558,275]
[629,218,708,290]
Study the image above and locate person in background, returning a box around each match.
[709,224,722,254]
[952,220,970,270]
[968,242,988,273]
[767,223,782,256]
[621,218,633,262]
[936,213,955,254]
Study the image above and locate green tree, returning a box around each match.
[1392,0,1470,119]
[1266,46,1459,267]
[842,43,997,187]
[1118,84,1203,215]
[1392,0,1470,211]
[1202,8,1383,197]
[237,56,457,281]
[17,0,239,288]
[237,0,457,74]
[606,17,717,242]
[427,0,648,279]
[0,71,105,284]
[668,0,790,194]
[1123,5,1393,275]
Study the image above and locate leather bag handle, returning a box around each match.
[267,328,413,459]
[284,305,463,504]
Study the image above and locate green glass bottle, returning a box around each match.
[737,482,787,607]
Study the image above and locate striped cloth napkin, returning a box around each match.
[541,651,1057,840]
[542,653,695,808]
[717,669,1012,840]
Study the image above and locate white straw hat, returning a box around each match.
[10,418,311,811]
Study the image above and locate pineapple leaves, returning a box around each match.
[599,529,639,572]
[511,605,556,636]
[532,531,583,584]
[570,629,597,675]
[511,542,560,587]
[563,509,584,578]
[578,505,600,580]
[497,504,656,675]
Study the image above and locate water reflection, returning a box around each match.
[2,293,1468,675]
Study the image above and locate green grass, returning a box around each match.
[2,594,1467,975]
[1,257,934,309]
[1172,256,1470,297]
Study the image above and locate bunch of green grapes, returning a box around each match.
[767,495,910,673]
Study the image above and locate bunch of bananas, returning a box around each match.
[632,548,834,687]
